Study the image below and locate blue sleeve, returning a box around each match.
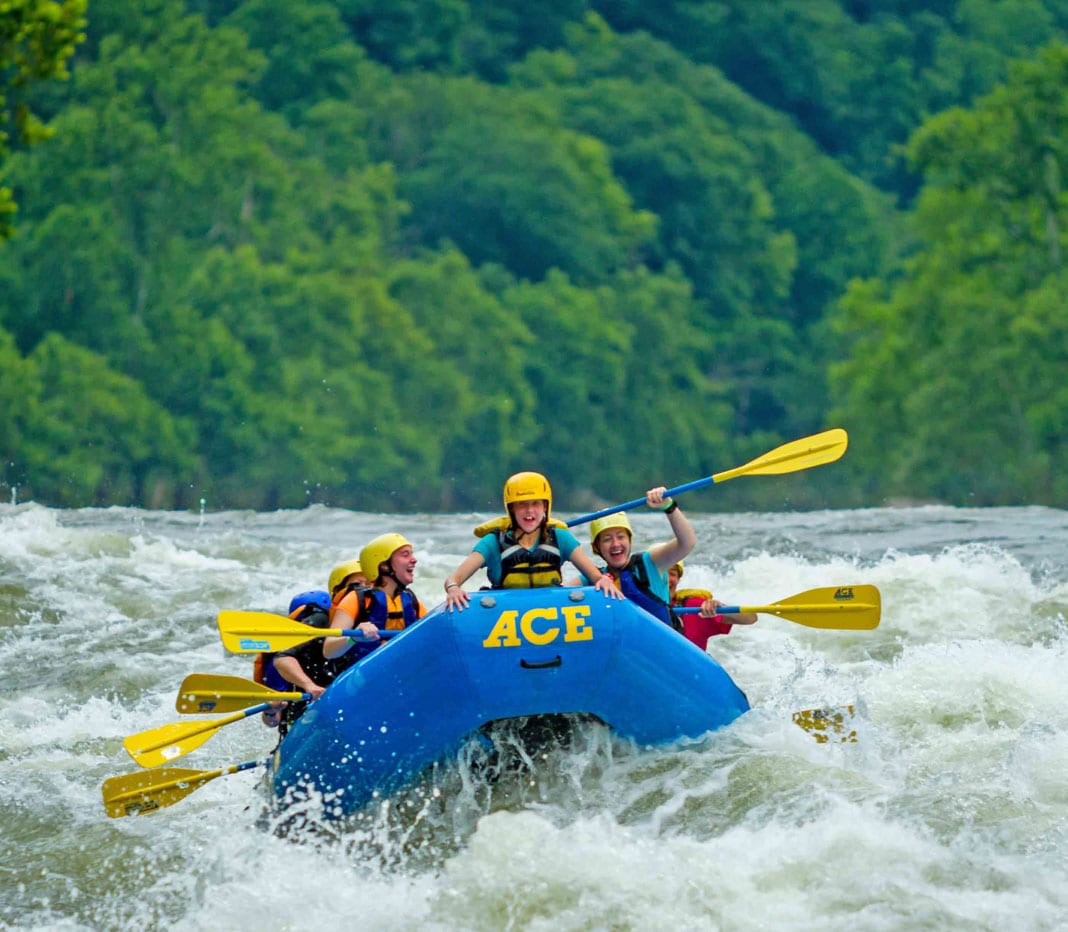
[473,534,502,586]
[557,528,596,583]
[555,527,581,561]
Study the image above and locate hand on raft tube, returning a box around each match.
[444,583,470,612]
[594,574,624,599]
[443,575,622,610]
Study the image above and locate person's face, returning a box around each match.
[667,566,681,596]
[511,500,546,534]
[595,529,631,569]
[344,571,368,588]
[388,546,417,587]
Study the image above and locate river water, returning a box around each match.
[2,502,1066,930]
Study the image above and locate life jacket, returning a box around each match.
[494,525,563,588]
[608,554,681,632]
[673,587,712,603]
[339,586,424,660]
[673,587,732,649]
[362,587,422,630]
[252,651,289,692]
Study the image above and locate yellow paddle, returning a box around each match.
[217,610,400,654]
[124,692,305,768]
[565,428,848,528]
[793,706,857,743]
[175,673,306,714]
[104,702,860,818]
[101,759,264,818]
[674,584,881,631]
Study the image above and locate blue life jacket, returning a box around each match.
[348,588,423,659]
[365,587,422,628]
[610,555,682,632]
[258,655,290,693]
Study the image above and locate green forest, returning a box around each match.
[1,0,1066,512]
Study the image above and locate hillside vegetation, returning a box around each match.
[1,0,1066,510]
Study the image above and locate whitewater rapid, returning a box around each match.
[1,503,1066,930]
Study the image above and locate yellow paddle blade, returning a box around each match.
[713,428,848,483]
[124,711,249,768]
[176,673,304,713]
[217,610,343,653]
[102,766,226,818]
[793,706,857,743]
[736,584,880,631]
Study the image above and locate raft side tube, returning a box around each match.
[271,587,749,816]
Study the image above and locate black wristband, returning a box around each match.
[663,500,678,514]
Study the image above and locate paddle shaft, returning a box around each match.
[217,611,402,654]
[125,702,288,768]
[567,477,729,527]
[673,602,875,615]
[671,584,881,631]
[567,429,847,527]
[155,702,272,747]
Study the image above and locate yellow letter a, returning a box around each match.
[482,610,522,648]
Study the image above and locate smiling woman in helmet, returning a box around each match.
[442,472,621,610]
[579,486,697,631]
[322,533,426,661]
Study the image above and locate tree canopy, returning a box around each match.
[1,1,1066,510]
[0,0,86,237]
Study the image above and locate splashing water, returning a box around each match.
[1,503,1066,930]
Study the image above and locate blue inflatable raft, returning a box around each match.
[270,586,749,816]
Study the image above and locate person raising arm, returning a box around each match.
[583,486,697,631]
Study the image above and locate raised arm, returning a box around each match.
[644,486,696,570]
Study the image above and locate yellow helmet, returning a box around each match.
[589,512,633,556]
[328,558,363,595]
[670,560,684,579]
[503,471,552,518]
[359,533,412,584]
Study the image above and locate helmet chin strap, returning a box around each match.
[381,559,407,591]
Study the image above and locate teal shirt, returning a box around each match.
[474,527,581,586]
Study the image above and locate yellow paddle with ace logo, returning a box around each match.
[673,584,881,631]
